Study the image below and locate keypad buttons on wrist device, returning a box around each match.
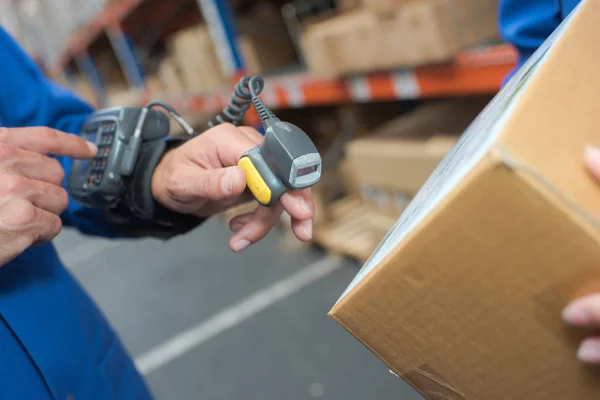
[87,122,116,187]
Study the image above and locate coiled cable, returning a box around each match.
[207,76,266,128]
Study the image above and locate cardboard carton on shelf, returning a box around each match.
[344,0,457,12]
[105,86,143,108]
[330,1,600,399]
[301,0,499,78]
[337,0,362,11]
[301,10,384,78]
[346,135,458,200]
[236,9,299,75]
[369,97,490,139]
[380,0,499,66]
[337,0,418,13]
[145,75,163,96]
[158,57,185,95]
[357,0,415,12]
[73,76,100,108]
[93,51,129,88]
[238,34,297,76]
[167,25,226,94]
[344,131,458,216]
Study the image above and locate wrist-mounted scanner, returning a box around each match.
[66,76,322,214]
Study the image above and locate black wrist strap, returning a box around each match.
[125,138,167,219]
[116,137,205,238]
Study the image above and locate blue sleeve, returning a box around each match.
[0,27,125,238]
[499,0,561,77]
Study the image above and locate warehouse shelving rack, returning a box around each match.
[50,0,518,113]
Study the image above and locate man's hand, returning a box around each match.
[562,145,600,364]
[0,127,96,266]
[152,124,314,252]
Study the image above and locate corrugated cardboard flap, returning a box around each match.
[330,151,600,399]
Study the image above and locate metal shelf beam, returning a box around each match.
[105,22,146,89]
[194,0,245,76]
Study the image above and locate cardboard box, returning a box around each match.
[301,10,385,78]
[337,0,363,11]
[145,74,163,95]
[301,0,499,77]
[168,25,225,94]
[73,76,100,108]
[331,2,600,398]
[359,0,414,12]
[105,87,142,107]
[236,11,298,75]
[339,0,420,13]
[239,34,297,75]
[158,57,185,95]
[94,52,127,87]
[346,135,457,197]
[370,97,490,139]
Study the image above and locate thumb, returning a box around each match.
[584,145,600,180]
[562,293,600,327]
[194,166,247,202]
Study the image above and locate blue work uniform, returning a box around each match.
[499,0,580,69]
[0,28,170,399]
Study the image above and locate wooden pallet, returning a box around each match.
[313,196,397,263]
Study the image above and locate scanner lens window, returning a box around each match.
[296,165,318,177]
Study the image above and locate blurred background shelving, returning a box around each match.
[1,0,513,263]
[2,1,514,109]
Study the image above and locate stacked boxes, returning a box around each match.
[301,0,500,77]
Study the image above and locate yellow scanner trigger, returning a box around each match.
[238,156,272,205]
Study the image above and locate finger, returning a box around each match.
[577,337,600,364]
[27,180,69,215]
[0,127,97,158]
[8,151,65,186]
[291,218,313,242]
[30,208,63,246]
[562,293,600,327]
[0,144,66,186]
[238,126,264,144]
[279,189,314,222]
[584,145,600,181]
[0,174,68,215]
[0,199,62,247]
[229,203,283,252]
[194,123,260,167]
[229,212,254,232]
[177,166,247,204]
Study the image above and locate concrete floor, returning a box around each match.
[54,218,423,400]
